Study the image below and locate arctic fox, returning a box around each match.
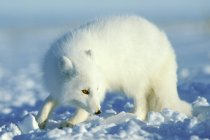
[36,15,192,128]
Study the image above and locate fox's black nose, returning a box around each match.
[95,110,101,115]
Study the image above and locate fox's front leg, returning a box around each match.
[59,108,89,128]
[36,95,58,129]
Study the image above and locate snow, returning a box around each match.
[180,68,190,79]
[17,113,39,134]
[0,124,21,140]
[0,7,210,140]
[203,65,210,75]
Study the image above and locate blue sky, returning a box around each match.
[0,0,210,24]
[0,0,210,16]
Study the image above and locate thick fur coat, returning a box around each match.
[36,16,192,128]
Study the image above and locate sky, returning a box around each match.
[0,0,209,26]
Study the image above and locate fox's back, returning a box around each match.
[43,16,176,92]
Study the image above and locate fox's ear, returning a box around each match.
[59,56,73,70]
[59,56,76,77]
[85,49,92,57]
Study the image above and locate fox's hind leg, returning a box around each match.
[150,59,192,115]
[36,95,58,129]
[133,94,149,121]
[130,84,150,121]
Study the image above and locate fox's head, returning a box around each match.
[58,51,104,115]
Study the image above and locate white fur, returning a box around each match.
[36,15,192,128]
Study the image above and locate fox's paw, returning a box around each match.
[59,121,74,129]
[38,120,47,129]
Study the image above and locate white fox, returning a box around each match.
[36,15,192,128]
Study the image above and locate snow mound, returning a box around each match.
[9,97,210,139]
[17,113,39,134]
[192,97,210,122]
[0,123,21,140]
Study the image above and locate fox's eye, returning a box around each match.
[81,89,89,95]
